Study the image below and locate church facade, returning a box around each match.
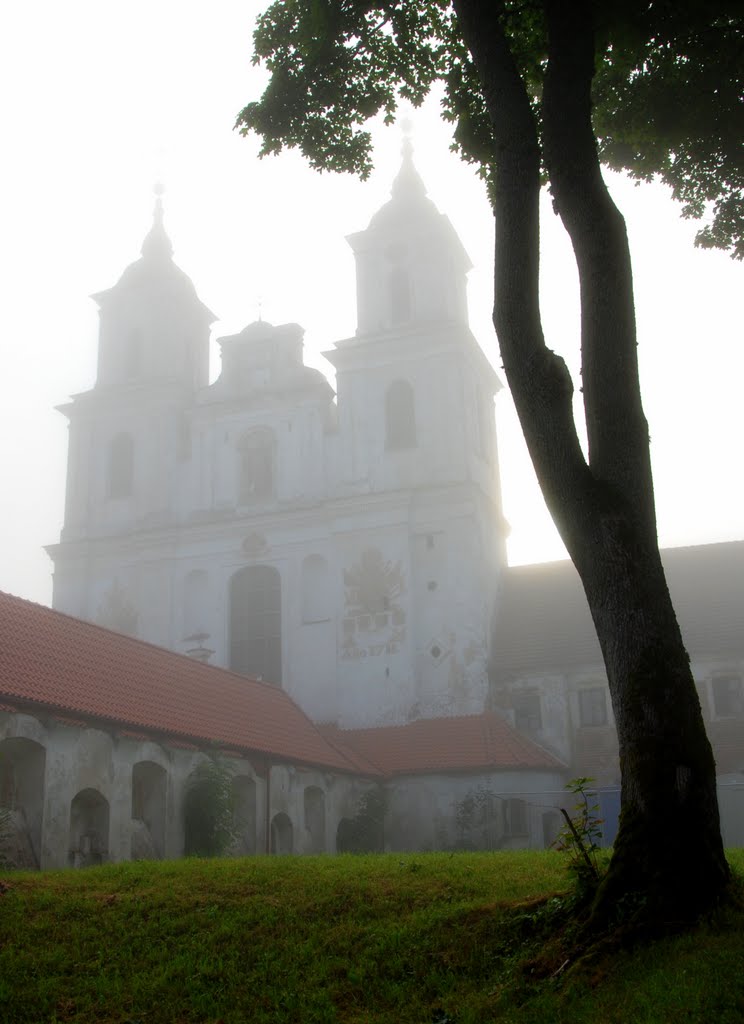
[48,152,505,733]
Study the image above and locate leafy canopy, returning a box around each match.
[237,0,743,257]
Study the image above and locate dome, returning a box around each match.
[367,141,441,233]
[91,189,215,324]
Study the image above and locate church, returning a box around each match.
[48,143,507,732]
[1,148,742,868]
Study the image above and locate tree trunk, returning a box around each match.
[453,0,730,918]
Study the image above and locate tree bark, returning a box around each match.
[453,0,730,918]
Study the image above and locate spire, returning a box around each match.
[390,118,427,201]
[141,182,174,260]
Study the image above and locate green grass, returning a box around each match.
[1,850,743,1023]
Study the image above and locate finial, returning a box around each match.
[391,116,427,201]
[257,295,263,323]
[141,182,174,259]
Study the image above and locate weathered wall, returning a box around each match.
[383,769,566,853]
[0,711,363,868]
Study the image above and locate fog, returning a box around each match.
[1,0,742,605]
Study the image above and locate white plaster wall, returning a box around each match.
[0,711,286,868]
[384,770,567,852]
[333,524,415,727]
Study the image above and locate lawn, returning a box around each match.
[1,850,743,1023]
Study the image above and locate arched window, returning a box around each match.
[237,429,274,504]
[385,380,416,450]
[107,433,134,499]
[389,267,411,324]
[69,788,109,868]
[270,812,293,854]
[302,554,330,623]
[0,737,46,869]
[229,565,282,683]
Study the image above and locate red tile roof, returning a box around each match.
[0,592,564,781]
[0,591,364,775]
[321,712,564,776]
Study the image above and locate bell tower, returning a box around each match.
[324,130,508,726]
[93,184,214,392]
[49,187,216,632]
[349,130,471,337]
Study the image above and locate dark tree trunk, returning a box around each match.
[453,0,730,917]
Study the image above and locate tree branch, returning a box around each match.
[452,0,595,548]
[542,0,656,539]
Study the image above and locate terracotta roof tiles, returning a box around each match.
[321,712,563,776]
[1,592,565,782]
[0,591,362,774]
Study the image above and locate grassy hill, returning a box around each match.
[1,850,743,1023]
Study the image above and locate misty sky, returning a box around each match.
[1,0,742,606]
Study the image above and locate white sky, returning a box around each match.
[1,1,741,607]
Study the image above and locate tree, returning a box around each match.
[236,0,741,920]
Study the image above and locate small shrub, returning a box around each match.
[338,786,388,852]
[554,777,604,895]
[454,785,499,850]
[183,756,237,857]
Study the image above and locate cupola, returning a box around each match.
[91,186,216,391]
[346,127,472,337]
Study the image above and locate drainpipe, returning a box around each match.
[265,765,271,854]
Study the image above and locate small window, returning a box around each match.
[513,692,542,733]
[578,687,608,727]
[713,675,743,717]
[503,798,528,837]
[107,433,134,499]
[237,429,274,503]
[385,380,416,450]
